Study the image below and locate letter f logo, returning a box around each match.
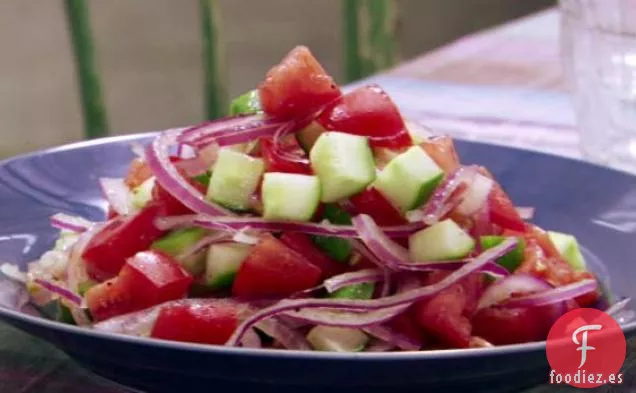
[572,324,602,368]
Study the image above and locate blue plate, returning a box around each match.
[0,134,634,393]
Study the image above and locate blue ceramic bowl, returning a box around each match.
[0,134,634,393]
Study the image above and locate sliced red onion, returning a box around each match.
[94,306,161,336]
[516,206,535,220]
[182,215,423,239]
[145,129,234,217]
[352,214,410,269]
[255,317,311,350]
[33,278,83,307]
[179,115,268,143]
[477,273,551,310]
[365,339,396,352]
[352,214,508,278]
[282,304,410,328]
[177,232,232,260]
[455,173,493,216]
[240,328,262,349]
[226,237,517,346]
[323,269,385,294]
[50,213,93,233]
[407,166,479,225]
[362,324,421,351]
[189,117,289,148]
[500,279,598,309]
[402,260,509,277]
[0,263,27,283]
[232,227,261,245]
[99,177,136,216]
[65,221,108,325]
[470,204,491,241]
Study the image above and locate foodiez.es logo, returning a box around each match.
[546,308,626,388]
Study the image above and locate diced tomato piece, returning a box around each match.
[232,235,322,299]
[150,301,241,345]
[259,46,341,120]
[317,84,412,149]
[419,136,460,173]
[85,251,193,321]
[280,232,347,279]
[472,305,564,345]
[488,183,526,232]
[151,179,207,217]
[124,158,152,189]
[84,278,131,322]
[413,272,485,348]
[517,239,600,307]
[349,188,407,226]
[386,310,427,349]
[260,137,312,175]
[523,224,560,259]
[82,203,167,281]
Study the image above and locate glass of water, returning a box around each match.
[560,0,636,173]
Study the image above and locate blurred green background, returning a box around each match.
[0,0,553,157]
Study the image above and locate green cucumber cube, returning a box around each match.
[374,146,444,213]
[229,89,261,116]
[311,203,352,263]
[329,282,375,299]
[309,132,376,203]
[548,231,587,271]
[409,219,475,261]
[206,243,252,289]
[479,236,525,272]
[306,326,369,352]
[207,148,265,210]
[131,176,155,209]
[151,228,207,275]
[262,173,321,221]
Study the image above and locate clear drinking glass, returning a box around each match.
[560,0,636,173]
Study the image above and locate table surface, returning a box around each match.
[1,8,633,393]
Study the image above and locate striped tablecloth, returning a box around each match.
[0,8,630,393]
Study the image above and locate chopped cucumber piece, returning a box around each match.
[312,203,352,263]
[312,236,351,263]
[374,146,444,213]
[330,282,375,299]
[207,148,265,210]
[409,219,475,261]
[206,243,252,289]
[151,228,207,275]
[548,231,587,271]
[480,236,525,272]
[78,280,96,296]
[262,173,321,221]
[192,172,211,188]
[322,203,353,225]
[309,132,376,203]
[229,89,261,116]
[131,176,155,209]
[297,121,326,152]
[56,301,75,324]
[306,326,369,352]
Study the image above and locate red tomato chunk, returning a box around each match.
[318,84,412,149]
[85,251,192,321]
[232,235,322,299]
[259,46,341,120]
[151,301,242,345]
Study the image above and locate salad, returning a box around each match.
[3,46,623,352]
